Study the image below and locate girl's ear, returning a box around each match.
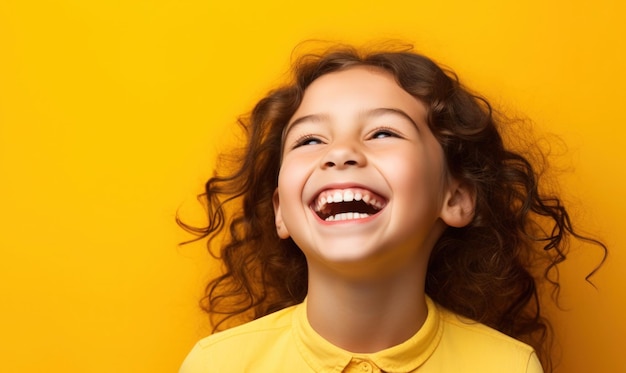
[440,179,475,228]
[273,189,290,239]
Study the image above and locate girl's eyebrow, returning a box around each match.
[362,108,420,132]
[285,107,420,138]
[282,113,330,145]
[287,113,331,130]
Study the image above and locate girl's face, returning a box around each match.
[273,66,470,278]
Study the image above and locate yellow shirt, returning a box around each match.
[180,297,543,373]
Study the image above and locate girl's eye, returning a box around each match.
[371,128,398,139]
[294,135,323,148]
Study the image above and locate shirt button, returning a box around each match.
[359,361,373,373]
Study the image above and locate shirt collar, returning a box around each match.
[292,296,443,372]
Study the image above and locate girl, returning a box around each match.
[179,43,605,373]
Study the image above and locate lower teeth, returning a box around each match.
[325,212,370,221]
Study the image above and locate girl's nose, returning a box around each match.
[321,142,367,169]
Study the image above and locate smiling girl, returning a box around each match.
[179,44,605,373]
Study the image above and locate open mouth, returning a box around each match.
[312,188,387,222]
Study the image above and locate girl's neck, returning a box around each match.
[305,264,428,353]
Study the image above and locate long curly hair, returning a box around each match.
[179,43,606,371]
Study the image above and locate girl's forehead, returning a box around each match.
[305,65,395,92]
[292,66,427,121]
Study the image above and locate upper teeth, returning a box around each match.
[314,188,385,212]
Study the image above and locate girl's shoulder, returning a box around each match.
[194,304,297,349]
[436,305,542,372]
[179,304,306,373]
[439,305,532,349]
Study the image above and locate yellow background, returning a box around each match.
[1,1,624,372]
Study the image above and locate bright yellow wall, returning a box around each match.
[1,1,624,372]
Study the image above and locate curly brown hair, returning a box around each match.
[179,43,606,372]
